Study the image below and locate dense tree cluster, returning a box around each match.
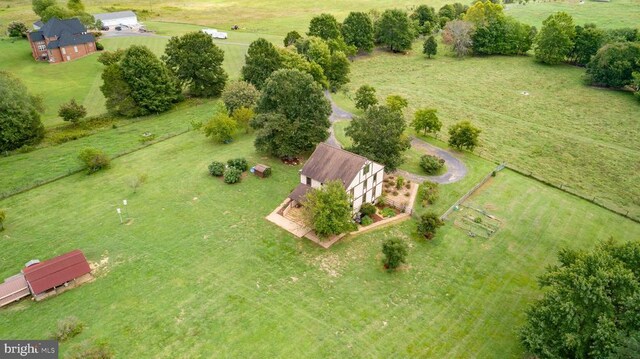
[32,0,97,27]
[586,42,640,88]
[535,12,576,65]
[0,72,45,152]
[342,12,375,53]
[411,5,439,36]
[242,38,283,90]
[99,46,181,117]
[521,240,640,359]
[375,9,415,53]
[163,31,228,98]
[250,69,331,157]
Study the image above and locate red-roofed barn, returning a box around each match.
[23,250,91,298]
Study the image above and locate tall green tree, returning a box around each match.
[472,16,535,55]
[100,46,181,117]
[463,0,503,27]
[385,95,408,113]
[241,38,283,89]
[0,71,45,152]
[521,240,640,359]
[535,12,576,65]
[325,51,350,92]
[423,36,438,58]
[345,105,411,171]
[412,108,441,136]
[411,5,439,36]
[586,42,640,88]
[278,48,329,88]
[58,99,87,124]
[448,121,481,151]
[303,180,353,238]
[569,24,605,66]
[40,4,71,22]
[354,85,378,111]
[307,13,341,40]
[284,30,302,47]
[251,69,331,157]
[67,0,84,12]
[163,31,228,97]
[221,81,260,114]
[417,212,444,240]
[32,0,56,17]
[375,9,414,53]
[382,237,408,271]
[342,12,375,53]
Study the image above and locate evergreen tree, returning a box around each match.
[423,36,438,58]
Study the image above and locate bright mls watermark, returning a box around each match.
[1,340,58,358]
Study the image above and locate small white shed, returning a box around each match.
[202,28,228,39]
[94,11,139,27]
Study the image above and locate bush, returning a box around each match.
[223,167,242,184]
[208,161,225,176]
[50,316,84,342]
[420,154,445,174]
[221,81,260,113]
[227,158,248,172]
[361,215,373,226]
[96,42,104,51]
[203,112,237,144]
[7,21,28,38]
[382,237,408,271]
[417,212,444,239]
[360,202,377,217]
[67,340,114,359]
[418,181,439,206]
[396,176,405,189]
[78,148,110,174]
[381,207,396,218]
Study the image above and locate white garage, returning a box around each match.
[94,10,138,28]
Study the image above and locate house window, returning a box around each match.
[363,164,370,175]
[37,44,46,51]
[373,173,377,183]
[74,46,78,53]
[61,48,66,55]
[306,176,311,186]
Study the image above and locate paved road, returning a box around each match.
[324,92,467,184]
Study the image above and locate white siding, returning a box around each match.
[101,16,138,27]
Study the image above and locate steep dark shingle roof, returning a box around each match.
[301,143,369,187]
[41,17,86,38]
[29,31,44,42]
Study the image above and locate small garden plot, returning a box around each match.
[382,175,412,211]
[450,203,502,239]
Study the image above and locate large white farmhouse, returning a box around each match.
[288,143,384,214]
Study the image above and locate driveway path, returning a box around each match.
[324,91,467,184]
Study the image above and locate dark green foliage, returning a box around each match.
[418,181,439,206]
[0,209,6,231]
[438,2,468,27]
[412,108,441,135]
[208,161,225,176]
[97,49,124,66]
[472,16,535,55]
[278,48,329,88]
[420,155,445,175]
[520,240,640,359]
[411,5,439,36]
[346,105,411,172]
[423,36,438,58]
[58,99,87,124]
[100,46,181,117]
[303,181,353,238]
[360,202,377,217]
[227,158,248,172]
[251,69,331,157]
[448,121,481,151]
[354,85,378,110]
[417,212,444,239]
[342,11,375,53]
[163,31,228,97]
[586,42,640,88]
[67,0,85,12]
[361,216,373,226]
[32,0,56,17]
[382,237,408,270]
[326,37,357,57]
[535,12,576,65]
[41,5,72,22]
[50,316,84,342]
[78,147,110,174]
[295,37,331,69]
[7,21,28,38]
[375,9,414,53]
[95,42,104,51]
[326,51,350,91]
[221,81,260,114]
[242,38,283,89]
[308,13,341,40]
[0,71,45,152]
[605,27,639,43]
[569,24,605,66]
[284,30,302,47]
[223,167,242,184]
[633,72,640,102]
[203,112,237,143]
[385,95,408,112]
[381,207,396,218]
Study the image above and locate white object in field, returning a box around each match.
[94,11,139,27]
[202,28,228,39]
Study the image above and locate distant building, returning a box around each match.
[288,143,384,214]
[28,17,96,63]
[93,10,138,28]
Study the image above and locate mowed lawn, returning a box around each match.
[0,29,271,127]
[1,129,638,357]
[337,44,640,219]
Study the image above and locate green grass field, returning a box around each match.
[1,128,638,357]
[337,42,640,219]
